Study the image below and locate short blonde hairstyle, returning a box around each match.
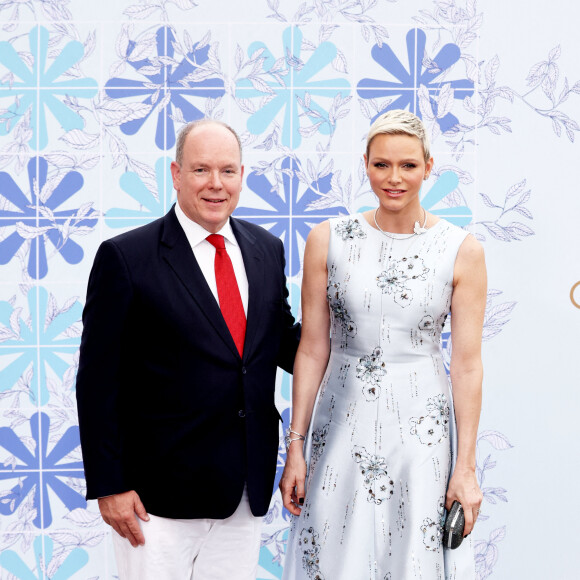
[366,109,431,162]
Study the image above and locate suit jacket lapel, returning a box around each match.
[231,218,265,362]
[160,207,240,359]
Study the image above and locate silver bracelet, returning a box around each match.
[284,426,305,450]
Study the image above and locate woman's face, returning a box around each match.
[364,133,433,214]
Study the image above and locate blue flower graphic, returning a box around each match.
[0,535,88,579]
[105,27,225,150]
[420,170,472,225]
[0,412,86,528]
[235,27,350,147]
[0,286,82,405]
[105,157,175,228]
[0,157,97,279]
[234,157,346,276]
[0,26,98,150]
[357,29,473,131]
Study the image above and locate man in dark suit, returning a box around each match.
[76,120,300,579]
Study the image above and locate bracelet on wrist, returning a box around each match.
[284,426,305,451]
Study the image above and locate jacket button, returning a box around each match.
[241,367,247,374]
[238,410,246,418]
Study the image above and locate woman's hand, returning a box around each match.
[445,467,483,536]
[279,444,307,516]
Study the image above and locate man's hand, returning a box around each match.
[98,490,149,547]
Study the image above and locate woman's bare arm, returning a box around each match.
[446,234,487,535]
[279,222,331,515]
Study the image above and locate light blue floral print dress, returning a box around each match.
[283,215,476,580]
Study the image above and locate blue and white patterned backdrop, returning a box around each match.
[0,1,579,578]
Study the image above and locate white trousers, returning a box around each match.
[112,487,262,580]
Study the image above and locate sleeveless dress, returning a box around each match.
[282,214,476,580]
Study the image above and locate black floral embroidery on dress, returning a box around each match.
[377,255,429,308]
[418,315,435,331]
[420,496,445,552]
[352,445,394,504]
[437,495,446,529]
[418,313,449,338]
[335,218,367,241]
[309,423,330,475]
[420,517,442,552]
[299,527,325,579]
[356,347,386,401]
[327,282,357,337]
[409,394,450,446]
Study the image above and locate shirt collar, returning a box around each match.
[175,200,238,248]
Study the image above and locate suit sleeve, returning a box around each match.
[275,238,301,374]
[76,240,134,499]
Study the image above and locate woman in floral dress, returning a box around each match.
[280,110,486,579]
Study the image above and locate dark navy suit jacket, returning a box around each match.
[76,206,300,519]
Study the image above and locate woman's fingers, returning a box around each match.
[295,476,305,506]
[463,501,482,536]
[463,507,475,537]
[279,471,303,515]
[444,496,455,512]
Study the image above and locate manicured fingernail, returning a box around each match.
[299,498,304,505]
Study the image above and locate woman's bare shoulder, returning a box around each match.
[457,233,485,262]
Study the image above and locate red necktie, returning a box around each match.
[206,234,246,357]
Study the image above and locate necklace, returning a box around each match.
[373,207,427,239]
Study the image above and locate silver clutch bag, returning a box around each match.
[443,501,465,549]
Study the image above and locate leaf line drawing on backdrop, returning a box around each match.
[414,3,580,148]
[0,412,85,530]
[472,179,534,243]
[473,431,513,580]
[266,0,396,44]
[232,26,351,148]
[0,25,98,150]
[357,27,474,138]
[0,157,98,279]
[0,286,82,405]
[105,157,176,227]
[513,45,579,141]
[0,535,89,580]
[121,0,198,21]
[105,26,225,150]
[235,155,347,277]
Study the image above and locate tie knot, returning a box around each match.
[206,234,225,250]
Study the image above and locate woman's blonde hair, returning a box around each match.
[366,109,431,162]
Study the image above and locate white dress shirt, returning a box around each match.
[175,201,249,315]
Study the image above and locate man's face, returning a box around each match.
[170,123,244,233]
